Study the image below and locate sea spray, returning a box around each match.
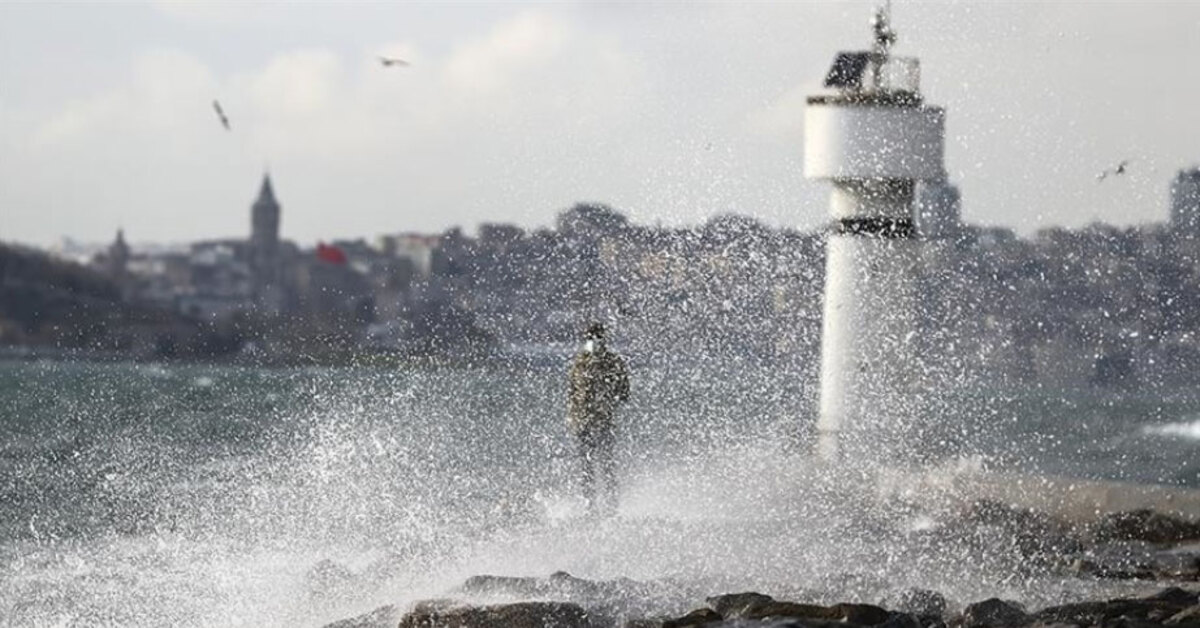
[2,360,1197,627]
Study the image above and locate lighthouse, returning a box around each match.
[805,7,945,461]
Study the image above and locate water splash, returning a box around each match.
[1142,415,1200,440]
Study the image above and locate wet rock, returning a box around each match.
[738,602,846,622]
[888,589,948,618]
[1149,551,1200,581]
[661,608,722,627]
[1033,601,1139,626]
[1089,510,1200,545]
[397,599,593,628]
[454,571,684,618]
[321,604,399,628]
[707,593,775,617]
[1144,588,1199,608]
[698,592,887,625]
[1165,605,1200,626]
[459,574,549,598]
[828,604,894,625]
[960,598,1029,628]
[1032,589,1198,627]
[877,613,924,628]
[1067,541,1200,581]
[736,600,886,624]
[962,500,1082,561]
[1068,542,1160,580]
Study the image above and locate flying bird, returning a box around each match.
[378,56,410,68]
[212,100,231,131]
[1096,159,1131,182]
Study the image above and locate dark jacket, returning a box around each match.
[567,347,630,435]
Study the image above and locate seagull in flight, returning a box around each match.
[212,100,231,131]
[1096,159,1131,181]
[378,56,410,68]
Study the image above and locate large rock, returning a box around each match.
[661,608,722,627]
[459,575,550,598]
[320,604,399,628]
[959,598,1029,628]
[1089,510,1200,545]
[703,592,888,625]
[877,614,924,628]
[1165,605,1200,627]
[1033,601,1142,626]
[1067,541,1159,580]
[1031,588,1199,627]
[397,600,593,628]
[1148,550,1200,581]
[960,500,1081,561]
[456,571,687,619]
[706,593,776,617]
[1145,588,1200,608]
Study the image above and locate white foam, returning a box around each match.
[1142,416,1200,440]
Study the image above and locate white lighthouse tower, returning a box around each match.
[805,6,945,461]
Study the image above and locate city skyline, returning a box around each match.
[3,2,1199,246]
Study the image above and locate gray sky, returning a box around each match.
[2,1,1198,247]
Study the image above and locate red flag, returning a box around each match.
[316,242,347,264]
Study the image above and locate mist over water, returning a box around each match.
[1,359,1198,627]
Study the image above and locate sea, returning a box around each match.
[1,358,1198,627]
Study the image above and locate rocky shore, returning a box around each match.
[320,504,1200,628]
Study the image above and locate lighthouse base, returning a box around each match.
[816,229,925,464]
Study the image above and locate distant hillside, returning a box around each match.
[0,242,241,359]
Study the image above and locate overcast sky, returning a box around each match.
[2,1,1198,247]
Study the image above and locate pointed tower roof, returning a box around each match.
[256,173,277,205]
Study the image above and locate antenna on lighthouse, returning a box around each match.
[872,1,896,57]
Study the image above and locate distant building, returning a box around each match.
[106,229,130,279]
[110,229,134,300]
[86,229,133,298]
[1169,167,1200,237]
[478,223,524,249]
[378,232,439,276]
[249,174,284,311]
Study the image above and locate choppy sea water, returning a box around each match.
[1,359,1197,627]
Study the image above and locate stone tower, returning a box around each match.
[250,173,283,310]
[107,229,130,279]
[106,229,132,300]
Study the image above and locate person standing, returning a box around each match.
[567,322,630,515]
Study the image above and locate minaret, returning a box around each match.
[804,6,946,461]
[250,173,282,309]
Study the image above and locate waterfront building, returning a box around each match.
[1169,167,1200,238]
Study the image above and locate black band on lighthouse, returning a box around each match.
[834,217,915,239]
